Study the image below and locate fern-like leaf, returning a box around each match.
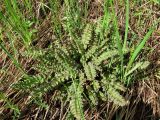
[107,85,128,106]
[83,62,96,80]
[82,45,98,61]
[81,24,92,50]
[69,81,84,120]
[92,80,100,92]
[88,89,98,105]
[125,61,150,77]
[93,50,119,65]
[101,76,128,106]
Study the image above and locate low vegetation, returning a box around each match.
[0,0,160,119]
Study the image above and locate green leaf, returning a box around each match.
[69,81,85,120]
[107,85,128,106]
[92,80,100,91]
[126,28,153,71]
[123,0,129,50]
[88,90,98,105]
[84,62,96,80]
[81,24,92,50]
[125,62,143,77]
[93,50,119,65]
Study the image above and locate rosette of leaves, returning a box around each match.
[13,22,150,119]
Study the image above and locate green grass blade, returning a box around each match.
[123,0,129,50]
[0,42,22,70]
[2,0,32,47]
[0,29,24,72]
[126,28,154,71]
[125,62,142,77]
[112,6,124,77]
